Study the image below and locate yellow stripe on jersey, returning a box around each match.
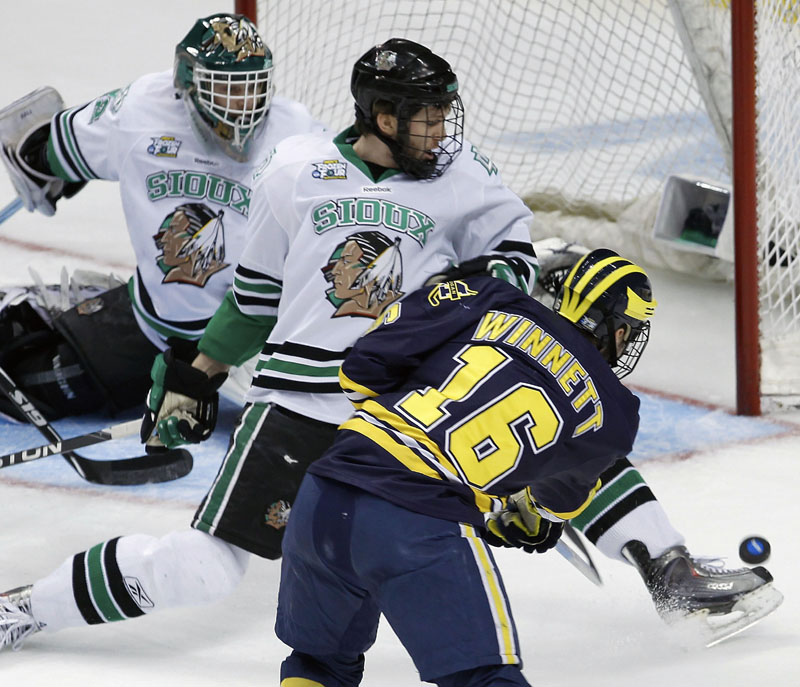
[338,368,379,399]
[347,401,498,514]
[361,399,459,475]
[535,478,602,521]
[281,679,326,687]
[460,524,519,665]
[340,416,443,481]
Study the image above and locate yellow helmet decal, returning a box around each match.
[624,286,657,320]
[558,255,654,323]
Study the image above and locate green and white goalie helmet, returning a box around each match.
[174,13,274,161]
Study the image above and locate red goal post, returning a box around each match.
[235,1,800,416]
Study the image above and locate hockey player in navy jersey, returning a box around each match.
[274,250,780,687]
[0,13,325,420]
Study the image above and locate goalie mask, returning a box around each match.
[175,14,274,161]
[553,248,656,379]
[351,38,464,179]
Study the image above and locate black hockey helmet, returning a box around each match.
[351,38,464,179]
[175,14,274,161]
[553,248,656,378]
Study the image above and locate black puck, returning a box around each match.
[739,536,771,564]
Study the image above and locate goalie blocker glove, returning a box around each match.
[485,487,565,554]
[0,88,85,216]
[141,344,227,450]
[0,125,84,216]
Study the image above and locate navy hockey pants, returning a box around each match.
[275,473,530,686]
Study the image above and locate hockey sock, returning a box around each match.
[570,459,684,563]
[30,529,249,632]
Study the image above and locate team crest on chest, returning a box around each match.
[153,203,229,287]
[312,159,348,180]
[148,136,182,158]
[321,231,404,319]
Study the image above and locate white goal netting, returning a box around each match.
[252,0,800,407]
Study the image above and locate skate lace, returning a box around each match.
[0,606,39,652]
[690,555,743,575]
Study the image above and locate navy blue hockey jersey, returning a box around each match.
[309,276,641,528]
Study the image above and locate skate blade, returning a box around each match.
[665,583,784,648]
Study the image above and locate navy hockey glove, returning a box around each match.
[485,488,565,554]
[140,345,227,450]
[425,255,525,290]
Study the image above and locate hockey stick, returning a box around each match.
[0,197,23,224]
[555,525,603,587]
[1,418,139,465]
[0,365,192,485]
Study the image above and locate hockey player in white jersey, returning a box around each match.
[0,13,325,421]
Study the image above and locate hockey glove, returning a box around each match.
[140,346,227,450]
[0,124,85,217]
[529,237,589,301]
[424,255,526,291]
[485,487,564,554]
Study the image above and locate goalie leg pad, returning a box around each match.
[0,299,103,420]
[53,284,160,415]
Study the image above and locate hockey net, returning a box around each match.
[240,0,800,412]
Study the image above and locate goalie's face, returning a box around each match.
[195,68,273,138]
[210,79,263,117]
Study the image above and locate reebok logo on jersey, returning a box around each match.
[147,136,182,158]
[312,159,347,180]
[361,185,392,193]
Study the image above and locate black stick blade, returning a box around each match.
[72,448,194,486]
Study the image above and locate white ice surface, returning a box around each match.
[1,2,799,685]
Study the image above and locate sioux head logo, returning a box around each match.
[207,18,266,61]
[321,231,404,318]
[265,499,291,530]
[153,203,229,287]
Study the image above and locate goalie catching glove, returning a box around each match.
[140,345,227,450]
[485,487,565,554]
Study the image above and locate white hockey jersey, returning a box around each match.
[45,70,326,348]
[200,127,538,425]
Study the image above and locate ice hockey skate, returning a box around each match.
[623,540,783,647]
[0,585,43,652]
